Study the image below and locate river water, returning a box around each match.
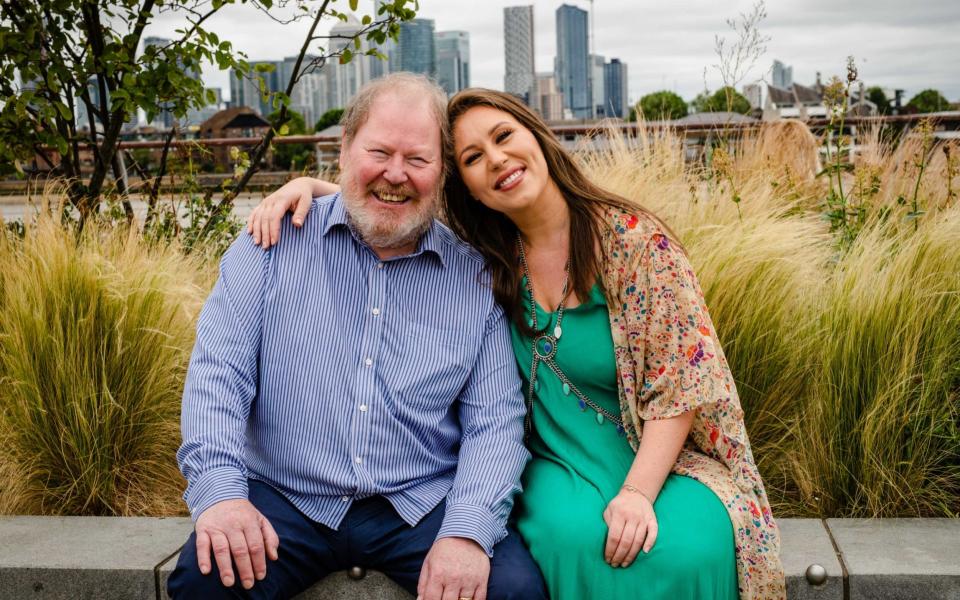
[0,192,266,224]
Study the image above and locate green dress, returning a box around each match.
[510,283,739,600]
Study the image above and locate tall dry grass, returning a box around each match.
[581,121,960,518]
[0,214,210,516]
[0,121,956,520]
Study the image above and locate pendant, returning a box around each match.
[577,399,587,411]
[554,326,562,339]
[562,382,570,396]
[596,412,604,425]
[534,335,558,359]
[534,379,541,393]
[616,424,625,436]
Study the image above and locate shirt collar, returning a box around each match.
[322,193,447,268]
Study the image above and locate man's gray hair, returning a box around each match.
[340,72,450,173]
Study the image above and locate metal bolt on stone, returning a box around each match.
[348,566,367,580]
[805,563,828,585]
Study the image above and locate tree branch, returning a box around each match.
[198,0,333,240]
[145,125,178,228]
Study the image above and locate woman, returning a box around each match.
[247,89,785,599]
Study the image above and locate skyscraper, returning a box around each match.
[772,59,793,89]
[229,67,264,113]
[398,19,436,77]
[555,4,590,119]
[603,58,628,119]
[503,6,535,104]
[231,60,282,116]
[327,15,369,112]
[75,76,141,132]
[435,31,470,96]
[533,72,564,121]
[591,54,605,117]
[369,0,395,80]
[143,36,183,129]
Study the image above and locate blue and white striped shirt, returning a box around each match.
[178,194,529,555]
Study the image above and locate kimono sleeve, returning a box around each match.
[633,232,735,421]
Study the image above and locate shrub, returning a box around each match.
[579,121,960,517]
[0,217,211,516]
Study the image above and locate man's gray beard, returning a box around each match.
[340,172,438,250]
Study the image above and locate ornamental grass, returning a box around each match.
[0,207,208,516]
[0,119,957,520]
[581,120,960,518]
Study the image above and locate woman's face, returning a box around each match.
[452,105,552,217]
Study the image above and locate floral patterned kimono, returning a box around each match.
[600,206,786,599]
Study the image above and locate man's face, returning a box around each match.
[339,91,443,253]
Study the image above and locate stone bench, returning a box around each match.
[0,516,957,599]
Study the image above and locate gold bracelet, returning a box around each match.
[621,484,653,504]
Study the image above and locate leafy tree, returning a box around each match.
[907,89,950,114]
[315,108,345,133]
[268,109,312,171]
[693,87,752,114]
[0,0,417,229]
[691,91,712,114]
[866,86,891,114]
[0,0,252,224]
[636,91,688,121]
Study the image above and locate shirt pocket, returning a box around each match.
[381,314,476,415]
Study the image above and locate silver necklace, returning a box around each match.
[517,234,624,438]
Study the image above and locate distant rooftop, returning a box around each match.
[676,112,758,126]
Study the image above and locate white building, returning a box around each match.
[504,6,536,103]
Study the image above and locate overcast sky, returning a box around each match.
[143,0,960,105]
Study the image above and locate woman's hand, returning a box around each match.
[246,176,338,248]
[602,486,658,568]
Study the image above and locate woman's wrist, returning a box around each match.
[620,483,655,505]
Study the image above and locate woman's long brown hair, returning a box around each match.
[443,88,675,336]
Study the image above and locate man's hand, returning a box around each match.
[194,498,280,590]
[417,537,490,600]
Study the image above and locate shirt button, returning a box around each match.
[359,404,368,412]
[341,495,349,502]
[355,456,363,464]
[371,307,380,316]
[377,262,384,269]
[364,358,373,367]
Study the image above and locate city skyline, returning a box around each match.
[141,0,960,106]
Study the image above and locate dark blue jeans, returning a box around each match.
[167,480,546,599]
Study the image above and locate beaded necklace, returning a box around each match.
[517,234,624,440]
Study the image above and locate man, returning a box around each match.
[168,73,546,600]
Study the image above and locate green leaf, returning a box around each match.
[340,48,353,64]
[362,14,372,25]
[278,123,289,136]
[350,0,359,10]
[54,101,73,121]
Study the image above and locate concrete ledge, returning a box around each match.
[826,518,960,600]
[2,517,958,599]
[780,519,843,599]
[0,516,192,600]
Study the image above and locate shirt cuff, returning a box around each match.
[436,503,507,557]
[185,466,249,521]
